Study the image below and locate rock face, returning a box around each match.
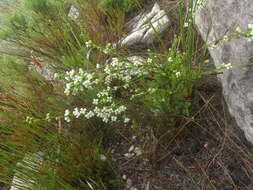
[120,3,170,47]
[194,0,253,144]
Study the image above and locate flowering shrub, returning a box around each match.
[56,61,129,123]
[55,39,207,124]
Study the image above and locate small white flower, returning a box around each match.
[175,72,181,78]
[103,43,112,54]
[220,63,232,70]
[64,109,71,122]
[78,68,84,74]
[92,99,99,105]
[209,44,217,50]
[69,69,75,78]
[85,40,93,48]
[68,6,79,20]
[73,107,81,118]
[64,109,70,117]
[184,22,189,28]
[85,111,95,119]
[247,24,253,41]
[124,118,130,123]
[224,63,232,69]
[147,58,153,64]
[235,26,241,33]
[167,57,173,62]
[223,35,229,41]
[111,116,117,122]
[54,73,60,79]
[80,108,87,114]
[64,83,72,95]
[26,116,34,124]
[102,117,109,123]
[248,24,253,30]
[64,76,70,81]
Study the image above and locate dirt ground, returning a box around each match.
[111,76,253,190]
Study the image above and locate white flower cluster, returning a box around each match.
[65,102,128,123]
[62,70,129,123]
[234,25,253,42]
[73,107,87,118]
[247,24,253,41]
[85,40,94,48]
[93,88,126,123]
[93,104,127,123]
[220,63,232,70]
[26,116,35,124]
[65,108,94,122]
[104,56,146,86]
[223,35,229,41]
[103,43,114,54]
[64,109,71,122]
[62,69,98,95]
[68,5,79,20]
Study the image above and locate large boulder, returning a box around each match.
[194,0,253,144]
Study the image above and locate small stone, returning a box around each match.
[126,178,133,188]
[99,154,107,161]
[128,145,135,152]
[134,147,142,156]
[122,174,127,180]
[130,187,138,190]
[124,153,134,158]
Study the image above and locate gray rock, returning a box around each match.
[194,0,253,144]
[120,3,170,47]
[31,63,55,81]
[10,152,44,190]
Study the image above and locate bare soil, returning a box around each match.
[111,76,253,190]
